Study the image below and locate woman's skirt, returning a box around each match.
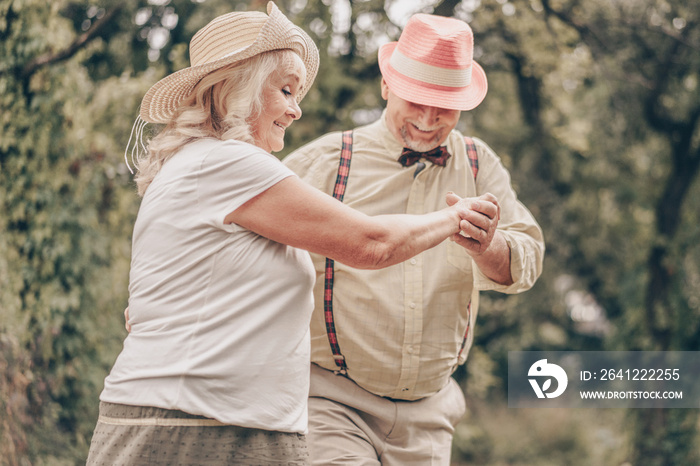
[86,401,309,466]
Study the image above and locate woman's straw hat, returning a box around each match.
[139,2,319,124]
[378,13,487,111]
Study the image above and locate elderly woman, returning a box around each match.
[87,3,488,465]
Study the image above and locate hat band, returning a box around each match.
[389,48,472,88]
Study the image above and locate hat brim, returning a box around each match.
[140,45,259,124]
[140,2,318,124]
[378,42,487,111]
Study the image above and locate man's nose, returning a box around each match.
[417,104,441,122]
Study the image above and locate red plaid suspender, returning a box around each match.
[457,137,479,361]
[323,134,480,372]
[464,136,479,180]
[324,130,354,373]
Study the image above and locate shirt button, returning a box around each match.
[409,302,417,309]
[407,346,414,354]
[410,258,417,265]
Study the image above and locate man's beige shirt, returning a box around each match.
[283,113,544,400]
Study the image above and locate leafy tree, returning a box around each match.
[459,0,700,463]
[1,0,146,462]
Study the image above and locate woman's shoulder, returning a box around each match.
[182,137,278,164]
[184,137,264,154]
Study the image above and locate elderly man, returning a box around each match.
[283,12,545,466]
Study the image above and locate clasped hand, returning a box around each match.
[446,192,501,256]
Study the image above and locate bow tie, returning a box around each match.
[398,146,451,167]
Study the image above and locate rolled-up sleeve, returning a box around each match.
[470,138,545,294]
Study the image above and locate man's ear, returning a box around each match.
[380,78,390,100]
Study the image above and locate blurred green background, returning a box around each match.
[1,0,699,464]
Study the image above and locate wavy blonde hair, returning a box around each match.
[135,49,305,196]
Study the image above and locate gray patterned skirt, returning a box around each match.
[86,402,309,466]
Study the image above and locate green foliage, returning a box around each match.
[1,0,698,464]
[452,405,630,466]
[457,0,700,463]
[1,0,137,463]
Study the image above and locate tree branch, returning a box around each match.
[433,0,460,18]
[540,0,609,56]
[643,37,684,135]
[21,6,122,79]
[0,4,18,41]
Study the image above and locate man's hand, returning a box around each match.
[446,192,513,285]
[446,192,501,256]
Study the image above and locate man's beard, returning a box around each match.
[399,123,444,152]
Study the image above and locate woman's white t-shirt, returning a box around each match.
[100,138,315,434]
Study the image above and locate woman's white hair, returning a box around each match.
[134,49,305,196]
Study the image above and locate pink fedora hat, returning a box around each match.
[378,13,487,111]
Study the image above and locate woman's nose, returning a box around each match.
[289,99,302,120]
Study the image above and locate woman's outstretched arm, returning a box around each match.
[226,176,496,270]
